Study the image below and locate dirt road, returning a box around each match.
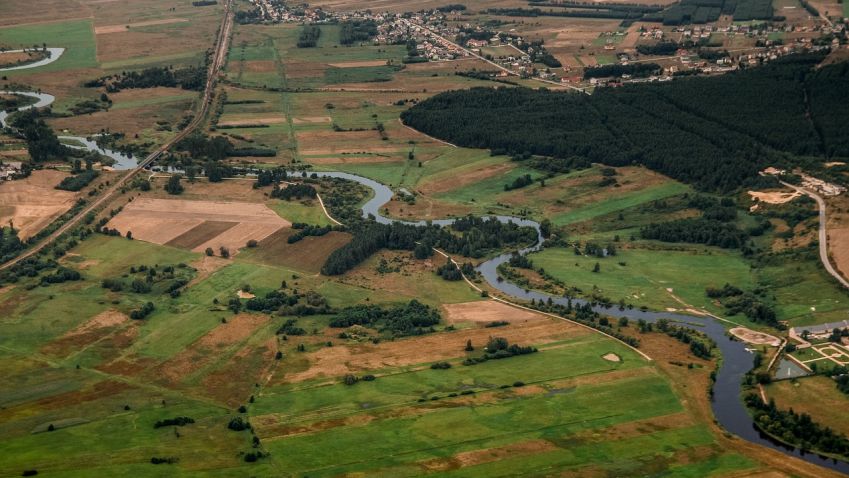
[0,1,235,271]
[780,180,849,290]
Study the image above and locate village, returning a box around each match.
[244,0,847,88]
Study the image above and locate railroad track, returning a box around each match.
[0,0,234,271]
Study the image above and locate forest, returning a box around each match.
[339,20,378,46]
[321,217,538,275]
[84,66,207,92]
[401,54,848,192]
[745,394,849,457]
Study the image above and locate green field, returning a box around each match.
[529,245,755,314]
[552,182,690,226]
[0,19,97,72]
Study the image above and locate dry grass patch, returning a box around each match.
[0,170,77,240]
[156,313,270,383]
[284,303,584,382]
[327,60,389,68]
[94,18,188,34]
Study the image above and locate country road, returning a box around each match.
[780,180,849,290]
[0,0,234,271]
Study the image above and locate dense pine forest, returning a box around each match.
[401,54,849,192]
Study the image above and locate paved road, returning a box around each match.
[0,1,234,271]
[780,180,849,290]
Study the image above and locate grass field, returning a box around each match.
[529,245,755,314]
[0,19,97,72]
[766,375,849,437]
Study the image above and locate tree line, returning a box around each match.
[401,54,847,192]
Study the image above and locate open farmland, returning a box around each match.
[106,197,290,255]
[0,170,77,240]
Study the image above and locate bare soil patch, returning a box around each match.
[165,221,237,249]
[442,300,546,325]
[94,18,188,34]
[241,60,276,73]
[748,190,801,205]
[602,352,621,362]
[292,116,332,124]
[218,115,286,127]
[246,228,351,273]
[830,226,849,280]
[41,310,131,358]
[730,327,781,347]
[106,197,289,255]
[0,170,76,240]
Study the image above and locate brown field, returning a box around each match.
[327,60,389,68]
[243,228,351,273]
[284,301,587,382]
[156,313,270,383]
[766,375,849,438]
[0,170,77,240]
[49,87,194,136]
[165,220,237,249]
[420,162,516,195]
[442,300,545,325]
[94,18,188,34]
[218,113,286,126]
[0,0,90,26]
[831,226,849,279]
[106,197,290,255]
[0,51,46,66]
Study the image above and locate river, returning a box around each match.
[307,170,849,475]
[2,47,845,474]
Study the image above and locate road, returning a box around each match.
[780,180,849,290]
[0,0,234,271]
[405,20,589,94]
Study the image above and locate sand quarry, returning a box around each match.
[106,197,289,255]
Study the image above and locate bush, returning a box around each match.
[430,361,452,369]
[56,170,99,192]
[153,416,194,428]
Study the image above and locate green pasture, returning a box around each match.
[270,199,332,226]
[552,182,690,226]
[258,371,699,476]
[530,245,754,314]
[0,19,97,72]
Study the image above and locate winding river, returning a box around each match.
[308,171,849,474]
[2,45,846,475]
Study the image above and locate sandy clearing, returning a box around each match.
[748,190,801,205]
[327,60,388,68]
[94,18,189,34]
[602,352,621,362]
[825,162,846,168]
[442,300,546,325]
[106,198,290,254]
[286,304,584,382]
[0,170,77,240]
[237,290,255,299]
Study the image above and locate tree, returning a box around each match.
[219,246,230,258]
[126,230,133,240]
[165,175,183,195]
[246,239,258,248]
[592,262,600,273]
[205,247,214,256]
[465,339,474,351]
